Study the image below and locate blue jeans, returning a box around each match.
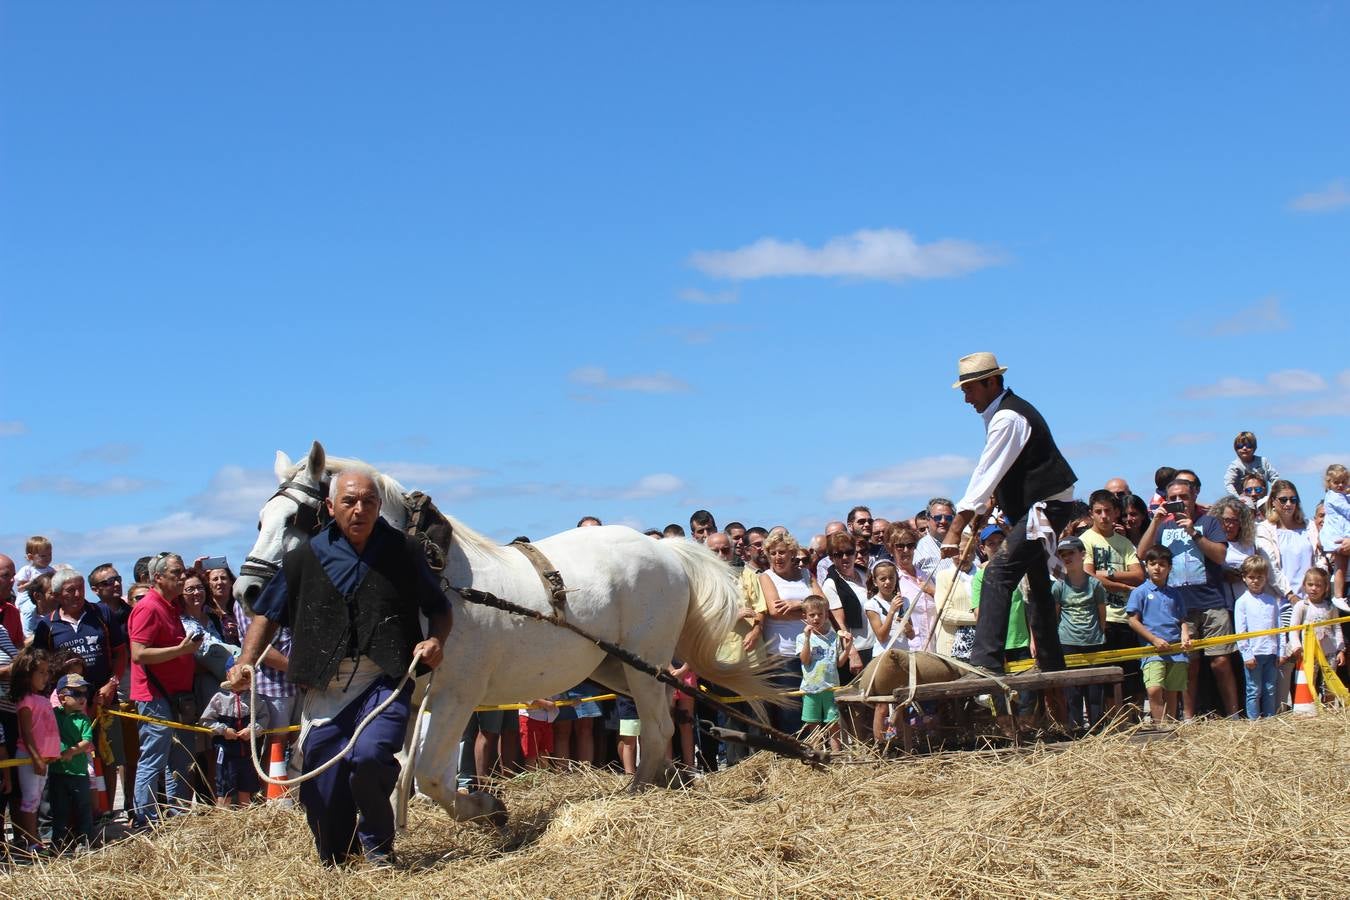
[1243,654,1278,719]
[132,697,195,823]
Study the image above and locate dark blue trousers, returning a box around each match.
[299,677,412,865]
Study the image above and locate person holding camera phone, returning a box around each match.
[1137,478,1238,720]
[127,553,201,829]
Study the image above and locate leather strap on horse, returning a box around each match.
[510,539,569,615]
[405,491,454,574]
[449,583,829,768]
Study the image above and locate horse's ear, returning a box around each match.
[306,440,327,484]
[274,451,293,483]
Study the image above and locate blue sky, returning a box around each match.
[2,4,1348,577]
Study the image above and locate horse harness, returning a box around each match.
[404,491,569,618]
[240,477,331,582]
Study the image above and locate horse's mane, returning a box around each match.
[285,453,508,561]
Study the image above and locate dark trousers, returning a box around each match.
[768,657,804,736]
[48,771,94,848]
[299,677,412,865]
[970,500,1074,672]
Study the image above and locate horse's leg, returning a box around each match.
[626,668,676,789]
[414,679,507,828]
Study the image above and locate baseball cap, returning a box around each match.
[978,524,1005,542]
[57,673,89,694]
[1057,537,1086,554]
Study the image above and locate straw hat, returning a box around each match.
[951,351,1008,388]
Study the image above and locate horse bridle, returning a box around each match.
[239,477,331,582]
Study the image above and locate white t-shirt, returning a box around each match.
[914,533,943,586]
[821,569,875,651]
[865,594,910,651]
[763,569,814,658]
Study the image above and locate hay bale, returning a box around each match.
[5,712,1347,898]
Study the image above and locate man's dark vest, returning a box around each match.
[993,389,1077,522]
[282,536,426,688]
[825,567,865,631]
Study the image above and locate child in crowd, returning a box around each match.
[1126,547,1192,723]
[519,697,559,770]
[1288,567,1347,696]
[11,647,58,854]
[1232,556,1285,719]
[796,595,851,750]
[1052,537,1107,729]
[614,697,639,775]
[1148,467,1178,513]
[1319,464,1350,602]
[49,673,96,851]
[1223,431,1280,498]
[200,684,271,807]
[864,561,915,740]
[14,535,55,627]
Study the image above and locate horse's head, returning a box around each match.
[234,440,331,611]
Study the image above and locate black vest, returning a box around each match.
[282,537,427,688]
[825,567,865,630]
[993,389,1077,522]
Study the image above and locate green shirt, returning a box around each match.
[970,566,1029,650]
[51,708,94,777]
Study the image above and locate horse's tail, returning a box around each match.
[662,539,784,705]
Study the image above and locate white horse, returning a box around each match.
[234,441,774,827]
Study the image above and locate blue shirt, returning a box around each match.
[1125,581,1187,664]
[1157,514,1227,612]
[33,601,122,691]
[253,518,449,628]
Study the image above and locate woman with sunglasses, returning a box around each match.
[821,533,874,680]
[1256,480,1316,606]
[882,524,934,652]
[759,532,821,735]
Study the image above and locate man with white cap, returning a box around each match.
[940,352,1078,675]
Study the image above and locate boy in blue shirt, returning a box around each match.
[1125,547,1193,723]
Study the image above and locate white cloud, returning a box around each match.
[1167,432,1216,446]
[616,473,685,500]
[18,512,243,560]
[0,420,27,437]
[16,476,160,497]
[1209,295,1289,337]
[676,287,739,305]
[568,366,691,394]
[1061,441,1116,459]
[1283,453,1348,476]
[1340,370,1350,391]
[1270,423,1327,438]
[374,462,485,486]
[825,454,974,504]
[1271,397,1350,418]
[1288,178,1350,213]
[1185,369,1326,399]
[688,228,1003,283]
[72,442,140,465]
[188,465,280,521]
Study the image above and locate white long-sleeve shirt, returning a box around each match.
[1233,590,1287,661]
[956,390,1074,517]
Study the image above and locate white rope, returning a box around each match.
[240,651,424,788]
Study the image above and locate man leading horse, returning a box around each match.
[227,468,451,868]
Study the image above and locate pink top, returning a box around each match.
[17,693,60,759]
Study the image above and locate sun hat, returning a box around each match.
[952,351,1008,389]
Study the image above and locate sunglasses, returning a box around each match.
[931,514,954,524]
[891,541,917,550]
[92,575,123,589]
[1276,496,1300,505]
[1242,486,1265,496]
[1236,442,1255,450]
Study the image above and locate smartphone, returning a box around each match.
[190,632,206,643]
[202,556,229,571]
[1164,500,1186,515]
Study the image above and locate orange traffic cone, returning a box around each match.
[265,736,289,800]
[1292,666,1317,716]
[90,756,110,815]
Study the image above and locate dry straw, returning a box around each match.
[5,712,1347,899]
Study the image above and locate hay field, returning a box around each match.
[5,712,1347,899]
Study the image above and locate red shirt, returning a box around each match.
[128,588,195,701]
[0,599,22,648]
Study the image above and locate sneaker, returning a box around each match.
[363,847,398,870]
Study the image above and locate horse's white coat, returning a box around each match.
[236,442,773,826]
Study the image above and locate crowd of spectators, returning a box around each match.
[1,429,1348,859]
